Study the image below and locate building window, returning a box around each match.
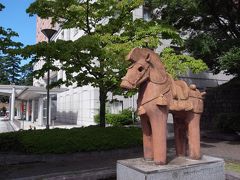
[143,7,151,21]
[108,100,123,114]
[61,30,64,39]
[50,75,58,84]
[74,28,78,36]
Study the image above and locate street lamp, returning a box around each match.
[41,28,57,129]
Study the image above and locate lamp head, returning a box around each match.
[41,28,57,41]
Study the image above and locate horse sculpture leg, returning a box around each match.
[173,116,187,157]
[187,112,201,159]
[147,106,168,165]
[140,114,153,161]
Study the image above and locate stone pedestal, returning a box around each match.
[117,155,225,180]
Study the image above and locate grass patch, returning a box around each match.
[225,162,240,174]
[0,126,142,154]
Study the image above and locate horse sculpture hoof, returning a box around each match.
[155,161,166,165]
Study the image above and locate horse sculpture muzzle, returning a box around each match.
[120,62,150,90]
[120,78,135,89]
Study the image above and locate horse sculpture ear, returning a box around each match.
[126,49,134,62]
[126,48,150,63]
[149,54,167,84]
[126,48,141,63]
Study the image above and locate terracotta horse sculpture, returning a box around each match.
[120,48,204,165]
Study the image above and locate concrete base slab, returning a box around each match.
[117,155,225,180]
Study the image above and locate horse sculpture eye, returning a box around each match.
[138,66,144,72]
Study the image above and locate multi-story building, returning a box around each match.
[33,7,232,127]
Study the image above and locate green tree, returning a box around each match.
[0,3,23,102]
[0,3,23,85]
[25,0,182,127]
[19,63,33,86]
[219,47,240,77]
[161,48,208,79]
[3,55,22,84]
[0,3,22,55]
[0,57,9,84]
[147,0,240,76]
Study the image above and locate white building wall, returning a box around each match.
[133,5,143,20]
[56,85,99,126]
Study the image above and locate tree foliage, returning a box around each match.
[24,0,209,126]
[219,47,240,76]
[0,57,9,84]
[0,3,31,102]
[25,0,182,127]
[147,0,240,76]
[0,3,24,85]
[161,48,208,79]
[0,3,22,56]
[3,56,22,84]
[19,63,33,86]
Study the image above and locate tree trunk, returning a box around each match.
[99,87,107,127]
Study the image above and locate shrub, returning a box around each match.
[0,132,24,152]
[0,126,142,154]
[94,109,133,126]
[214,113,240,132]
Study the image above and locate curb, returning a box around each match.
[0,147,142,166]
[15,167,116,180]
[226,170,240,180]
[13,164,240,180]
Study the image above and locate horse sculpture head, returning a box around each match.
[120,48,167,89]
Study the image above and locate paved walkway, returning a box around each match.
[201,137,240,162]
[0,119,15,133]
[0,137,239,179]
[12,119,83,131]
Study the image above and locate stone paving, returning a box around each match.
[0,118,15,133]
[201,138,240,162]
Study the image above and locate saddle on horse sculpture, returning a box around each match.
[139,72,204,115]
[168,77,204,113]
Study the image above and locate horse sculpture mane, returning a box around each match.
[121,48,204,165]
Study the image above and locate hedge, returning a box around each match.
[0,126,142,154]
[94,109,133,126]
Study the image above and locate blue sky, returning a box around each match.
[0,0,36,46]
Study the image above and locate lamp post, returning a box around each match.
[41,28,57,129]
